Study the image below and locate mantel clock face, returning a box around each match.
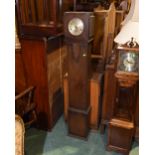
[117,50,139,73]
[68,18,84,36]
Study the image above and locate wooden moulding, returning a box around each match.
[107,118,134,155]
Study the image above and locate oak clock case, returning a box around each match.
[114,43,139,121]
[107,43,139,154]
[64,12,94,139]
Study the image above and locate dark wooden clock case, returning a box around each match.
[64,12,94,139]
[101,44,139,154]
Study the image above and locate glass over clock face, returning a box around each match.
[118,51,139,73]
[68,18,84,36]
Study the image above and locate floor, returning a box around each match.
[25,116,137,155]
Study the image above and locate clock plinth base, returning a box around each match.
[68,107,91,139]
[107,118,134,154]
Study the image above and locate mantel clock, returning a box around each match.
[64,12,94,139]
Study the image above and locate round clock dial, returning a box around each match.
[68,18,84,36]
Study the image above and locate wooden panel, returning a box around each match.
[63,72,103,130]
[103,3,116,59]
[63,75,69,121]
[21,38,51,130]
[15,50,27,93]
[61,45,68,78]
[62,0,74,12]
[68,43,91,110]
[68,107,91,139]
[134,86,139,141]
[93,2,116,62]
[47,42,62,108]
[20,35,64,131]
[93,6,105,55]
[90,73,103,130]
[101,60,117,129]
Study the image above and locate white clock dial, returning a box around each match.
[68,18,84,36]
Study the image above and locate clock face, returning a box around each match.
[68,18,84,36]
[118,51,139,73]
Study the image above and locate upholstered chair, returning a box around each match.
[15,115,25,155]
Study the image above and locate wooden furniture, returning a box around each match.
[115,10,125,37]
[134,89,139,141]
[15,1,74,131]
[20,35,64,131]
[64,12,94,139]
[90,73,103,130]
[107,118,134,155]
[101,44,139,125]
[15,115,25,155]
[98,2,116,62]
[91,3,117,74]
[101,54,117,132]
[15,0,73,36]
[106,42,139,154]
[15,86,37,128]
[114,42,139,121]
[93,3,125,57]
[63,72,104,130]
[15,28,27,93]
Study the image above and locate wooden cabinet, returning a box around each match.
[16,0,74,36]
[15,0,74,131]
[20,35,64,130]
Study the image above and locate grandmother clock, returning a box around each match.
[64,12,94,139]
[107,38,139,154]
[114,39,139,121]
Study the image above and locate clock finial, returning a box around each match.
[127,37,137,48]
